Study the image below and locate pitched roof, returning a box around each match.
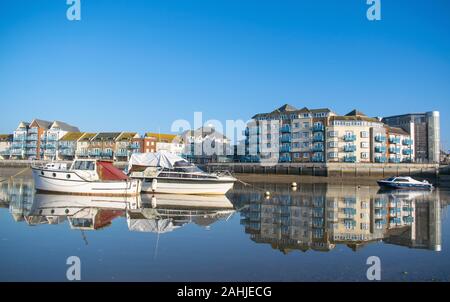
[345,109,367,117]
[30,119,52,129]
[79,133,96,141]
[51,121,80,132]
[181,127,228,140]
[92,132,122,141]
[274,104,297,112]
[17,121,30,129]
[116,132,139,141]
[60,132,85,141]
[329,115,380,123]
[387,126,410,136]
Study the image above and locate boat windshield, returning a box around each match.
[386,177,396,181]
[173,165,205,174]
[72,161,96,171]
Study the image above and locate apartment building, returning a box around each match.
[246,105,419,164]
[0,134,13,160]
[326,110,385,163]
[9,119,79,160]
[383,111,440,163]
[58,132,85,160]
[114,132,142,161]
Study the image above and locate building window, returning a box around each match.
[294,123,300,128]
[303,122,310,128]
[294,153,300,158]
[328,131,337,137]
[361,131,369,138]
[302,142,309,148]
[303,132,309,138]
[328,152,338,158]
[328,141,338,148]
[361,142,369,148]
[361,152,369,159]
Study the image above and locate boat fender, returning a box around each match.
[291,182,297,187]
[151,196,157,208]
[151,179,158,192]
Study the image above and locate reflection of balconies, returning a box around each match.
[128,142,140,149]
[44,149,56,155]
[101,150,114,157]
[343,134,356,142]
[344,145,356,152]
[280,125,291,133]
[26,149,37,155]
[11,149,23,155]
[115,150,129,157]
[76,150,89,157]
[89,150,101,157]
[312,153,324,162]
[59,149,75,156]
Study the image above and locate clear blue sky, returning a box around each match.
[0,0,449,148]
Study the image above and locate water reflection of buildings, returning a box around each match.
[231,183,442,253]
[0,180,235,233]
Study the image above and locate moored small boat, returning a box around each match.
[377,176,433,190]
[32,159,142,196]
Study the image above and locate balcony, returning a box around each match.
[26,149,37,155]
[89,150,101,157]
[280,125,291,133]
[76,150,89,157]
[375,135,386,143]
[27,135,38,141]
[26,143,37,148]
[60,149,75,156]
[312,154,324,162]
[44,149,56,155]
[313,124,325,132]
[375,156,387,163]
[281,135,291,143]
[343,134,356,142]
[45,144,57,149]
[389,137,401,144]
[115,150,129,157]
[389,147,401,154]
[47,136,58,142]
[343,155,357,163]
[403,149,413,155]
[12,142,25,148]
[312,144,324,152]
[313,135,324,142]
[403,139,413,146]
[0,149,10,156]
[375,146,386,153]
[101,150,114,157]
[14,135,26,141]
[389,157,401,163]
[28,128,38,134]
[280,145,291,153]
[344,145,357,152]
[128,142,140,149]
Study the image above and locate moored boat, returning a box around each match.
[377,176,433,190]
[127,151,237,195]
[32,159,142,196]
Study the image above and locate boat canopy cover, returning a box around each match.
[97,161,129,181]
[128,151,188,170]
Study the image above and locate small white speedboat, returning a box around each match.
[377,176,433,190]
[128,151,236,195]
[32,159,142,196]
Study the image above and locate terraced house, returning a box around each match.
[42,121,80,160]
[245,104,417,164]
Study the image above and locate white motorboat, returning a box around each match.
[377,176,433,190]
[128,151,237,195]
[32,159,142,196]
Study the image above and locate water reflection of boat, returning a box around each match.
[26,193,140,230]
[127,194,235,234]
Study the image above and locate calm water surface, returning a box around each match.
[0,177,449,281]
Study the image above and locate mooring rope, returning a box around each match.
[236,177,269,194]
[0,167,31,183]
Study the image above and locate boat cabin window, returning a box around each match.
[395,178,410,182]
[386,177,396,181]
[72,161,95,171]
